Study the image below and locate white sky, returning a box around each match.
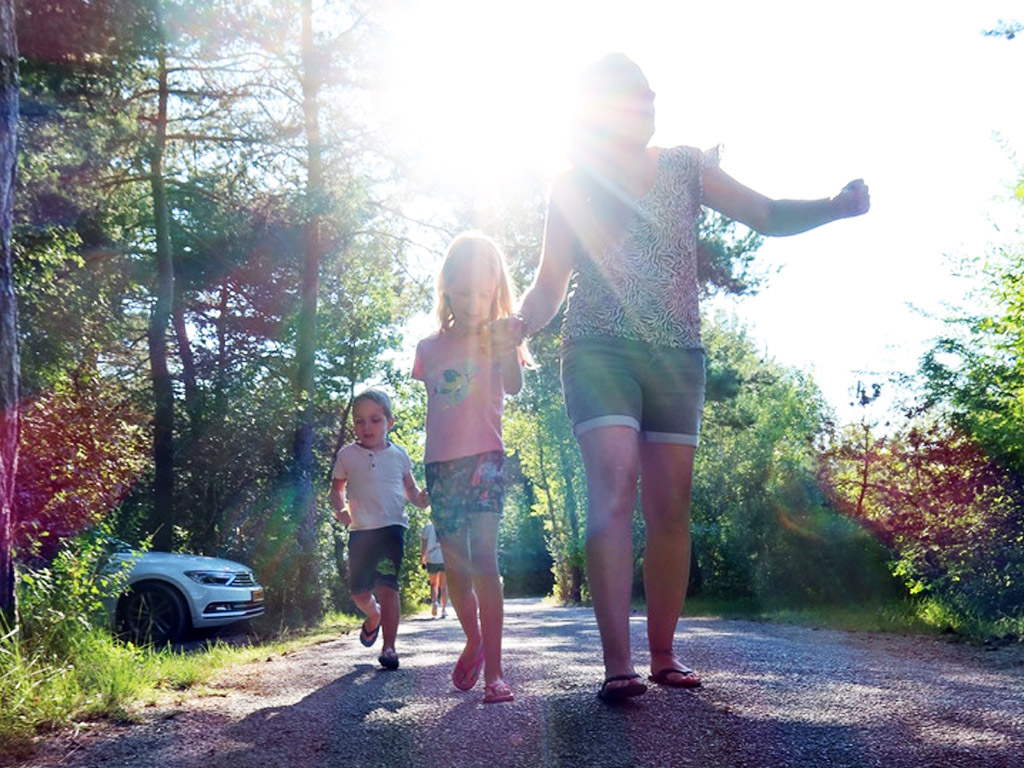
[380,0,1023,422]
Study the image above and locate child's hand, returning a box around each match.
[335,508,352,527]
[488,317,525,357]
[417,488,431,508]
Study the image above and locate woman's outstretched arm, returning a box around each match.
[702,165,869,236]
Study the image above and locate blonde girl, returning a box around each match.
[412,232,526,704]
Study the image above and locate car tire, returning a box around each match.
[117,582,189,645]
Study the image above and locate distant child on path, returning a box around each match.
[420,521,448,618]
[330,389,429,670]
[412,232,526,704]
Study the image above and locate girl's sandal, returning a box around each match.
[453,646,485,691]
[482,679,514,704]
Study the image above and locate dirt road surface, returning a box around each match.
[8,598,1024,768]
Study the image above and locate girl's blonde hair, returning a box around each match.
[434,232,518,332]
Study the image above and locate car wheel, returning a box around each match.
[118,582,188,645]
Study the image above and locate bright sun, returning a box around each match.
[379,2,574,195]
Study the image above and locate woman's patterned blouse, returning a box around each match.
[562,145,716,350]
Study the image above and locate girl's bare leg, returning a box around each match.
[439,528,482,663]
[468,513,505,685]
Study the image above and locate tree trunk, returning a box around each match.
[146,37,176,552]
[213,280,229,416]
[172,282,199,421]
[856,422,871,519]
[330,398,352,611]
[0,0,19,626]
[558,441,583,602]
[288,0,323,623]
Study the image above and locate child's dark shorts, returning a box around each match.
[424,451,505,537]
[425,563,445,574]
[347,524,405,594]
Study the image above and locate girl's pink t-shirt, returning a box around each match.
[412,331,506,464]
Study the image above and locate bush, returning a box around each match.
[1,529,140,750]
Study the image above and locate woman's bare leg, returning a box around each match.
[578,425,641,690]
[639,441,698,682]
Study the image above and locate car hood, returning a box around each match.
[111,551,254,574]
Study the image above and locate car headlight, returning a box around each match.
[185,570,233,585]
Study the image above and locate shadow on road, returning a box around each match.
[11,599,1024,768]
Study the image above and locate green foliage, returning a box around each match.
[16,378,149,562]
[821,414,1024,623]
[15,528,125,654]
[902,164,1024,625]
[0,530,363,753]
[697,210,767,298]
[919,242,1024,474]
[694,314,899,607]
[0,527,141,750]
[14,0,425,631]
[499,456,555,597]
[505,328,586,602]
[686,594,941,635]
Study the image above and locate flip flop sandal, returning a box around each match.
[597,673,648,703]
[482,679,514,704]
[648,666,702,688]
[452,646,485,691]
[359,619,381,647]
[378,649,400,670]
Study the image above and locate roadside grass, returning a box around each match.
[684,594,1024,640]
[0,610,363,756]
[683,595,936,633]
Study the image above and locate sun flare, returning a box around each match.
[379,3,574,193]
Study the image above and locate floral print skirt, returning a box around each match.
[424,451,505,536]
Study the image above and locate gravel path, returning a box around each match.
[8,598,1024,768]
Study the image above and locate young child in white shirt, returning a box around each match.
[330,389,428,670]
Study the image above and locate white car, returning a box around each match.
[104,549,266,644]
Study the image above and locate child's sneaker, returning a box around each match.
[431,601,439,617]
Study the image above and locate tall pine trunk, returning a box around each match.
[0,0,20,626]
[288,0,324,623]
[146,36,175,552]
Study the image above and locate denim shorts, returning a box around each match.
[561,336,705,445]
[348,525,405,594]
[425,451,505,536]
